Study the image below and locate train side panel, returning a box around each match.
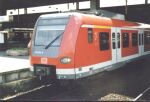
[144,31,150,53]
[121,30,139,57]
[74,25,112,78]
[30,13,150,81]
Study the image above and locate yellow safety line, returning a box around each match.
[94,25,111,29]
[81,24,111,29]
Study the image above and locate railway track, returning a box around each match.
[4,57,150,101]
[133,86,150,101]
[3,83,52,100]
[2,80,66,101]
[5,79,79,101]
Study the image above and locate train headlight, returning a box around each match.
[60,57,71,64]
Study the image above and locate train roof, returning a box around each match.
[39,12,80,19]
[39,12,150,30]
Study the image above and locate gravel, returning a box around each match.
[99,93,133,101]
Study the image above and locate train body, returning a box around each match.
[30,12,150,80]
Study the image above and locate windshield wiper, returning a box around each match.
[45,32,63,49]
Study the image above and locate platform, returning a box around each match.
[0,57,30,73]
[0,51,32,84]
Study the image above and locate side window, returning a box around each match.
[117,33,120,48]
[148,33,150,44]
[88,28,93,43]
[123,33,129,48]
[99,32,109,50]
[142,34,144,45]
[144,33,148,45]
[112,33,115,49]
[132,33,138,46]
[139,34,141,45]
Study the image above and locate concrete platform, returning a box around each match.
[0,51,33,84]
[0,51,36,99]
[0,57,30,73]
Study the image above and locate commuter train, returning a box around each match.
[30,12,150,82]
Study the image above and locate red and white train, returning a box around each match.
[30,12,150,81]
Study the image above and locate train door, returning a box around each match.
[138,30,144,56]
[111,27,121,64]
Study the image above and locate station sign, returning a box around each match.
[0,15,13,22]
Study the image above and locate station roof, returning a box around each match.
[1,0,150,28]
[102,4,150,24]
[3,0,89,9]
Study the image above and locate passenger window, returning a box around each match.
[132,33,138,46]
[100,32,109,50]
[142,34,144,45]
[88,28,93,43]
[139,34,141,45]
[149,33,150,44]
[123,33,129,48]
[144,33,149,45]
[112,33,116,49]
[117,33,120,48]
[148,33,150,44]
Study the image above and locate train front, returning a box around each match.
[30,13,81,80]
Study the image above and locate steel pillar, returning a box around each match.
[24,8,28,14]
[145,0,148,4]
[76,0,79,10]
[90,0,100,10]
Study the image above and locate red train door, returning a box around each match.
[111,27,121,64]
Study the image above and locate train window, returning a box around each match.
[112,33,115,38]
[117,33,120,48]
[112,33,116,49]
[148,33,150,44]
[88,28,93,43]
[123,33,129,48]
[139,34,141,45]
[35,18,69,46]
[149,34,150,44]
[38,18,69,26]
[144,33,149,45]
[99,32,109,50]
[132,33,138,46]
[142,34,144,45]
[149,33,150,44]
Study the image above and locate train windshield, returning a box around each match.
[34,18,69,47]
